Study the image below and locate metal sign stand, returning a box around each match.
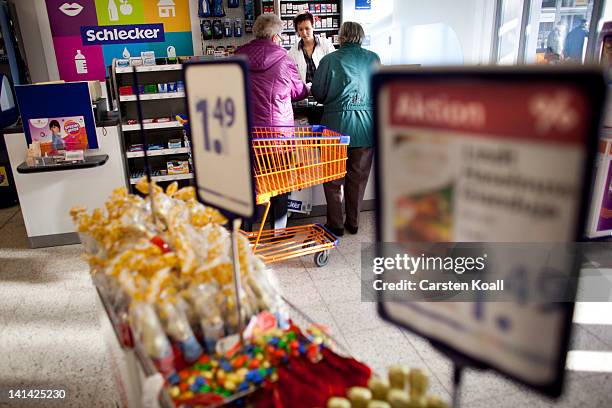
[429,340,487,408]
[131,68,157,223]
[230,217,245,347]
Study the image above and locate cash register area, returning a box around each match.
[0,206,611,407]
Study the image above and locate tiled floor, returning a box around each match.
[0,206,611,407]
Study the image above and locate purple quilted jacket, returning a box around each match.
[236,39,309,127]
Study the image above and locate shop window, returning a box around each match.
[525,0,595,64]
[493,0,603,65]
[494,0,525,64]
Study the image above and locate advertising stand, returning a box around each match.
[372,67,606,406]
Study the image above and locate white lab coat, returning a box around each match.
[288,37,336,83]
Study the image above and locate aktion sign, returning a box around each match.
[373,68,605,397]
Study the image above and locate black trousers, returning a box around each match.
[242,193,289,231]
[323,147,374,229]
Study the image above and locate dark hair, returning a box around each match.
[293,12,314,32]
[49,120,60,130]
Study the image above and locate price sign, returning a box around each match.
[183,59,255,218]
[372,68,605,397]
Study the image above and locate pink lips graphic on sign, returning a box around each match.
[59,2,84,17]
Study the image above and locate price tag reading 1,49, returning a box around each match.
[183,59,255,219]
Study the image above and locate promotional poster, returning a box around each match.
[29,116,89,152]
[45,0,194,81]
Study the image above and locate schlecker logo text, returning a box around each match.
[80,24,165,45]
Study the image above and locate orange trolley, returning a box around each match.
[241,126,350,267]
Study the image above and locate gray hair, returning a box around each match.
[339,21,365,45]
[253,14,283,39]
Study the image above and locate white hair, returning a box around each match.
[339,21,365,45]
[253,14,283,39]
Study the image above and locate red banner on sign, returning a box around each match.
[387,81,590,145]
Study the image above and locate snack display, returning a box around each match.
[71,179,287,355]
[71,182,448,407]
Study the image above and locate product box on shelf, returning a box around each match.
[144,84,157,94]
[167,160,189,174]
[119,85,133,96]
[141,51,156,66]
[129,57,143,66]
[168,139,182,149]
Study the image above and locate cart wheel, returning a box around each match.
[314,250,330,267]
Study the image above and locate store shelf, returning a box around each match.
[115,64,182,74]
[129,173,193,184]
[126,147,190,158]
[121,121,183,131]
[119,92,185,102]
[283,27,338,33]
[281,13,340,17]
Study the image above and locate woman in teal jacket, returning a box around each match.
[311,22,380,236]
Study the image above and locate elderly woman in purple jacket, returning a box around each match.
[237,14,309,231]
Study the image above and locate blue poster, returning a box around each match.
[356,0,372,10]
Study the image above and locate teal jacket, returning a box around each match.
[311,43,380,147]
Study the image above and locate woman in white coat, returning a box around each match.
[288,12,335,86]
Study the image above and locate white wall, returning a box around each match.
[11,0,58,82]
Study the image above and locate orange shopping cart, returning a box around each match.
[241,126,350,267]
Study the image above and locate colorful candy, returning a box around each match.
[168,326,324,402]
[409,368,429,401]
[348,386,373,408]
[368,376,390,400]
[368,401,392,408]
[327,397,351,408]
[387,389,411,408]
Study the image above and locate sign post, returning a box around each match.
[372,68,605,404]
[183,59,256,345]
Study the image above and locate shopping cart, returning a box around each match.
[241,126,350,267]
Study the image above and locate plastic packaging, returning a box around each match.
[234,18,243,37]
[198,0,210,17]
[212,20,223,39]
[158,300,203,364]
[211,0,225,17]
[224,19,232,37]
[201,20,212,40]
[131,302,176,379]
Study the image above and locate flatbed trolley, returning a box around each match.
[241,126,350,267]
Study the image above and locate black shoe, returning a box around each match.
[344,223,358,235]
[325,224,344,237]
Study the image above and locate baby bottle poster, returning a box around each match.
[45,0,193,81]
[29,116,89,152]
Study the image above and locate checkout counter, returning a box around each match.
[3,81,127,248]
[290,98,375,216]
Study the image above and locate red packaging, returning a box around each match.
[119,85,133,95]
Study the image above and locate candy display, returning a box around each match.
[71,177,448,407]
